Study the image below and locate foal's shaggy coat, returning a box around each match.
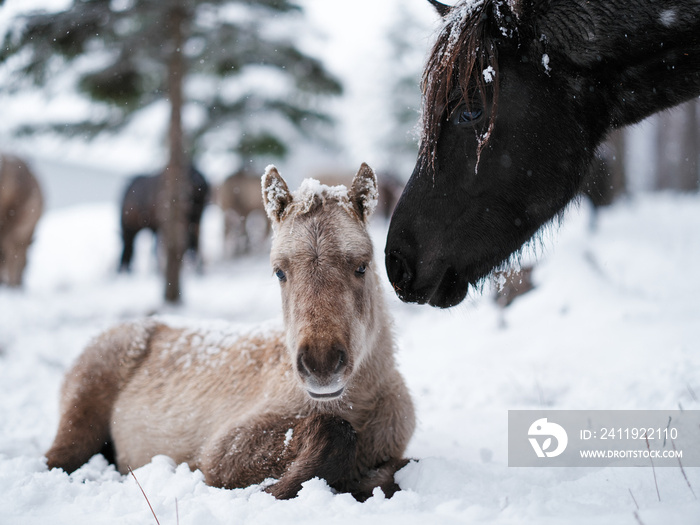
[46,163,415,500]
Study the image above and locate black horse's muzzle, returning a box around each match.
[385,249,468,308]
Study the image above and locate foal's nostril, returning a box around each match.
[297,343,347,383]
[296,351,311,378]
[386,251,413,290]
[334,348,347,375]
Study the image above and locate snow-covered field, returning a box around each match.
[1,192,699,524]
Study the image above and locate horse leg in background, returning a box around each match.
[0,189,41,287]
[0,245,6,285]
[3,239,29,287]
[151,228,166,274]
[222,210,236,259]
[222,211,249,258]
[201,413,358,499]
[186,221,204,273]
[119,227,137,272]
[235,214,251,256]
[0,221,32,287]
[240,215,251,254]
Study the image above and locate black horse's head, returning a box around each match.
[386,0,700,307]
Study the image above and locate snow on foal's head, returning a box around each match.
[262,164,379,402]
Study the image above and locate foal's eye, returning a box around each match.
[355,264,367,277]
[275,269,287,282]
[452,105,484,126]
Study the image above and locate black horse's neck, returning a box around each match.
[531,0,700,129]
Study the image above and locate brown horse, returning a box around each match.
[315,170,404,220]
[0,154,43,287]
[216,168,405,258]
[216,168,269,257]
[46,163,415,501]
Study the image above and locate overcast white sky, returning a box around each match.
[295,0,439,174]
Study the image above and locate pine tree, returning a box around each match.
[1,0,342,303]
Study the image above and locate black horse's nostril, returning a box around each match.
[428,265,468,308]
[386,251,413,291]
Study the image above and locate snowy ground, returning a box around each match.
[1,191,699,524]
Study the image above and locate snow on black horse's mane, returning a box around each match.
[386,0,700,308]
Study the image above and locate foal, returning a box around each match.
[46,163,415,500]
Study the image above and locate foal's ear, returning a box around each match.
[262,165,292,223]
[349,163,378,223]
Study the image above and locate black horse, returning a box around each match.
[119,165,209,272]
[385,0,700,308]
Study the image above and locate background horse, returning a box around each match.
[214,167,404,259]
[216,168,269,257]
[0,154,43,287]
[315,170,405,220]
[46,164,414,501]
[386,0,700,307]
[119,164,209,272]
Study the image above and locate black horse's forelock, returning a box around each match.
[420,0,505,168]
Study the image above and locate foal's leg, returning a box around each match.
[201,414,357,499]
[46,322,154,473]
[350,457,411,501]
[270,414,358,499]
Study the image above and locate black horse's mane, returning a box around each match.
[421,0,505,166]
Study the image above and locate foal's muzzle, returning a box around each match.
[296,342,348,400]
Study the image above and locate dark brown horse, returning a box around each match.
[386,0,700,307]
[0,154,43,287]
[119,164,209,272]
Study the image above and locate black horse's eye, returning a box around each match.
[275,269,287,282]
[355,264,367,277]
[452,105,484,125]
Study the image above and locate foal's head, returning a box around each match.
[262,163,380,401]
